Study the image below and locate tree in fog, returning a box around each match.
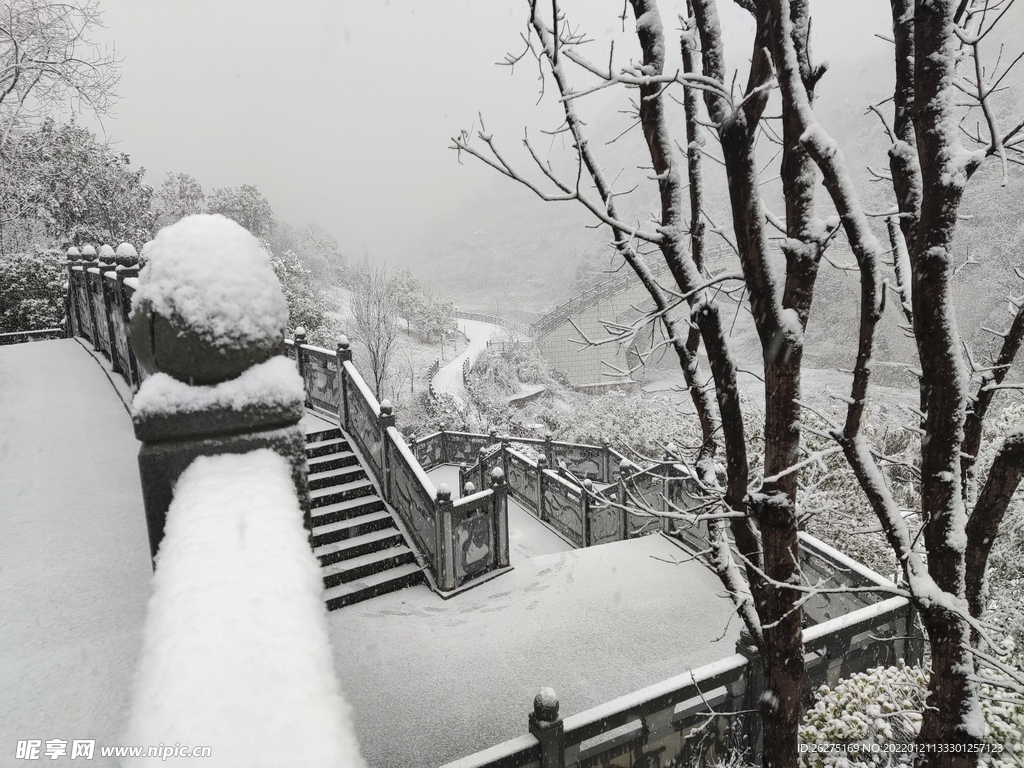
[153,172,205,227]
[207,184,276,239]
[350,266,399,400]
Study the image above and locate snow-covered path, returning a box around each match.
[430,319,503,402]
[0,339,153,765]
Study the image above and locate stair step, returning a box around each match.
[322,545,416,588]
[307,451,359,474]
[306,436,351,458]
[310,478,376,507]
[308,464,367,491]
[312,510,394,547]
[324,563,425,611]
[305,427,342,444]
[311,496,386,528]
[315,528,405,566]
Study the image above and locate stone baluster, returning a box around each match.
[435,484,455,591]
[130,215,309,563]
[491,466,509,568]
[537,455,549,522]
[529,688,565,768]
[336,336,351,429]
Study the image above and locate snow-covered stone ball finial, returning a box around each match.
[99,244,116,262]
[464,481,476,495]
[379,399,394,417]
[81,244,97,258]
[129,214,289,385]
[115,243,138,267]
[436,484,451,502]
[338,335,350,350]
[66,247,80,260]
[533,687,559,722]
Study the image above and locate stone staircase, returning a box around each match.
[305,426,424,610]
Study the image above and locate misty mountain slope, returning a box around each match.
[403,7,1023,384]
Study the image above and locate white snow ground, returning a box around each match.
[0,339,153,766]
[327,533,741,768]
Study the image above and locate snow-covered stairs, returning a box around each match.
[305,426,424,610]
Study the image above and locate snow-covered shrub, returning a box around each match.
[800,659,1023,768]
[0,248,66,333]
[800,663,926,766]
[266,244,329,342]
[540,390,703,458]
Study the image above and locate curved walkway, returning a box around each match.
[0,339,153,764]
[430,319,503,403]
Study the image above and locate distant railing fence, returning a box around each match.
[408,430,709,549]
[65,244,146,392]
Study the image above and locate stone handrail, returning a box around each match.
[0,328,63,345]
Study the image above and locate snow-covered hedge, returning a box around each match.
[123,450,365,767]
[0,248,66,333]
[800,658,1023,768]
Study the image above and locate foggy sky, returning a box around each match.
[87,0,892,264]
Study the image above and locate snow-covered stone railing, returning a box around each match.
[66,242,146,392]
[0,327,63,345]
[123,450,366,766]
[441,562,919,768]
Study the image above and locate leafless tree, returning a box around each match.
[350,265,400,400]
[453,1,1024,765]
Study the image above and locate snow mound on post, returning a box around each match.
[132,356,304,417]
[123,450,365,768]
[134,214,288,347]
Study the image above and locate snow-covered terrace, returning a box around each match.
[0,337,743,767]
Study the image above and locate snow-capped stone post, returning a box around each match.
[129,214,310,562]
[378,399,396,501]
[336,336,352,428]
[65,247,82,337]
[617,458,632,539]
[491,466,510,568]
[293,326,308,405]
[477,446,489,492]
[528,687,565,768]
[434,484,456,591]
[536,454,549,522]
[543,431,554,467]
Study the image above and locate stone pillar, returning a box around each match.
[129,215,307,564]
[491,466,509,568]
[336,336,351,429]
[537,455,549,521]
[435,484,456,591]
[477,446,488,493]
[294,326,307,405]
[618,458,632,539]
[528,688,565,768]
[582,479,594,547]
[378,399,395,501]
[66,247,81,337]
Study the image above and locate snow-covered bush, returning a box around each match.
[0,248,65,332]
[540,389,703,458]
[800,659,1023,768]
[266,243,329,343]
